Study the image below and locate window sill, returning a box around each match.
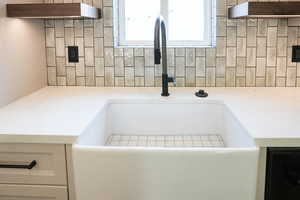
[115,45,216,49]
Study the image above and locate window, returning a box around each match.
[114,0,215,47]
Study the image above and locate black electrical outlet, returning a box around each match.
[292,46,300,62]
[68,46,79,63]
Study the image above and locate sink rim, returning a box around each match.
[105,98,225,105]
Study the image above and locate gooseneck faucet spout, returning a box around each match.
[154,16,175,97]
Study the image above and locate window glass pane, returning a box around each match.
[124,0,160,41]
[168,0,205,41]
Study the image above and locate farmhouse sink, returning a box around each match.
[73,99,259,200]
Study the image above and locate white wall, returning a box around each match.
[0,0,46,107]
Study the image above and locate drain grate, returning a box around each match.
[105,135,225,147]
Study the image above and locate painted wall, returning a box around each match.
[0,0,47,107]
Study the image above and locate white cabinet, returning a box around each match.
[0,144,67,185]
[0,144,69,200]
[0,184,68,200]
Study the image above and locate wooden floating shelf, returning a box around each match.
[6,3,101,19]
[229,2,300,19]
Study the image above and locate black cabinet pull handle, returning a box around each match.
[0,160,37,169]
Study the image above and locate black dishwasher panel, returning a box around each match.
[266,148,300,200]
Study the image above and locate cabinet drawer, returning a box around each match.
[0,144,67,185]
[0,184,68,200]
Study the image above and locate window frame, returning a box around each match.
[114,0,216,48]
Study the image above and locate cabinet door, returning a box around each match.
[0,144,67,185]
[0,184,68,200]
[265,148,300,200]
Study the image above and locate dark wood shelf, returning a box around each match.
[229,2,300,19]
[6,3,101,19]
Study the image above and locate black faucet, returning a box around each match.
[154,16,176,97]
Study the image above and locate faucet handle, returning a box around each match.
[173,78,176,87]
[168,77,176,87]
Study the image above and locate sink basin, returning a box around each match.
[73,99,259,200]
[77,99,255,148]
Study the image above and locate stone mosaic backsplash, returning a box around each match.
[45,0,300,87]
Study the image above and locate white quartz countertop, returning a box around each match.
[0,86,300,146]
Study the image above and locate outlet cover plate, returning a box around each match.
[68,46,79,63]
[292,46,300,62]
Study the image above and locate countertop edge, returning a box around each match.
[0,134,77,144]
[254,138,300,147]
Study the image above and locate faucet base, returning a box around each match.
[161,92,170,97]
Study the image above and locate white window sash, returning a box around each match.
[115,0,215,48]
